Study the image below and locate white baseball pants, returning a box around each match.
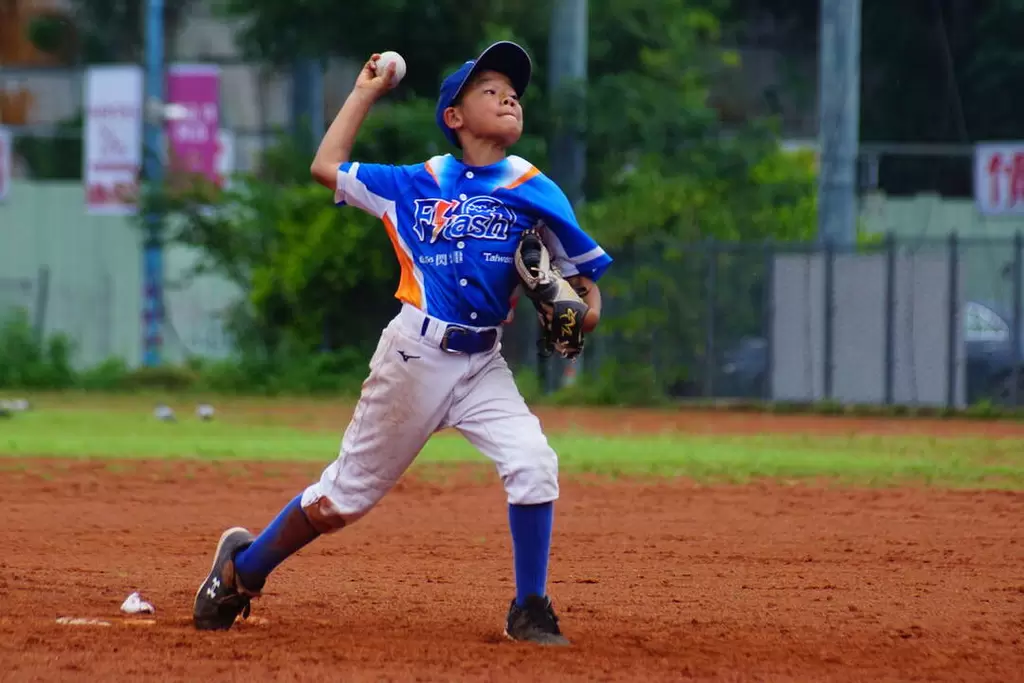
[300,304,559,530]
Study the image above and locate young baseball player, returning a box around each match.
[193,41,612,646]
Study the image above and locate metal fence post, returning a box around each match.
[703,239,718,398]
[143,0,166,367]
[33,266,51,346]
[823,239,835,400]
[884,232,896,405]
[1012,231,1023,407]
[762,241,775,401]
[946,232,959,409]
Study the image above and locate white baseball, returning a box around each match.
[376,51,406,87]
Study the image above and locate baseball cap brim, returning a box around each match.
[451,41,532,105]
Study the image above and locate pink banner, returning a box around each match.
[166,64,220,185]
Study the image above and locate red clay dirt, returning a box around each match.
[2,405,1024,681]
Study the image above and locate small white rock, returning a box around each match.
[154,405,175,422]
[120,591,155,614]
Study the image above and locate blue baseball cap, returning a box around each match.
[435,41,533,149]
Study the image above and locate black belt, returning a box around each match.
[420,317,498,355]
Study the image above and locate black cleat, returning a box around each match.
[504,595,570,645]
[193,527,259,630]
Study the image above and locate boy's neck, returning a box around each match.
[458,137,508,168]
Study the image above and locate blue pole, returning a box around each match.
[143,0,165,367]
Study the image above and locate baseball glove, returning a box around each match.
[514,228,590,360]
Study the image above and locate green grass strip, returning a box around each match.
[1,409,1022,488]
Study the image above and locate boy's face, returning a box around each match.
[445,70,523,149]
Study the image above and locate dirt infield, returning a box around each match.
[1,443,1022,682]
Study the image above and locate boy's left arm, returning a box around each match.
[530,179,612,335]
[566,275,601,333]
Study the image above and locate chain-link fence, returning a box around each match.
[543,235,1024,409]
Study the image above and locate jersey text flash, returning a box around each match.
[335,153,612,327]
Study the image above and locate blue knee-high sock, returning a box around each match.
[508,502,554,607]
[234,494,320,591]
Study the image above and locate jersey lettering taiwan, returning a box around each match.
[334,153,613,328]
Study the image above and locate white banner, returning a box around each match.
[84,65,144,215]
[0,126,10,203]
[975,143,1024,216]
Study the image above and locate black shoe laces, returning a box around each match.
[525,600,561,634]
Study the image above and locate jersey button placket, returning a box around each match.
[456,169,480,324]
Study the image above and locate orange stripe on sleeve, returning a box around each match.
[381,213,424,309]
[425,161,440,187]
[503,165,540,190]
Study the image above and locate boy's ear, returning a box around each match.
[443,106,463,131]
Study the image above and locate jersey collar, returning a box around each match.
[445,153,511,174]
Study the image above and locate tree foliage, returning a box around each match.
[214,0,549,93]
[25,0,195,63]
[152,138,400,358]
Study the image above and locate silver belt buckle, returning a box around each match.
[439,325,470,353]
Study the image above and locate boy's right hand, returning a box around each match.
[353,54,398,101]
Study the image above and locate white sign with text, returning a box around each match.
[83,65,144,215]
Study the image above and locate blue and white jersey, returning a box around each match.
[334,154,612,328]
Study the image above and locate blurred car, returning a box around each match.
[963,300,1024,405]
[718,300,1024,406]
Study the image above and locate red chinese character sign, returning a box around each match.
[975,144,1024,216]
[165,65,221,188]
[83,65,144,215]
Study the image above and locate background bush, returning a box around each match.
[0,308,367,397]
